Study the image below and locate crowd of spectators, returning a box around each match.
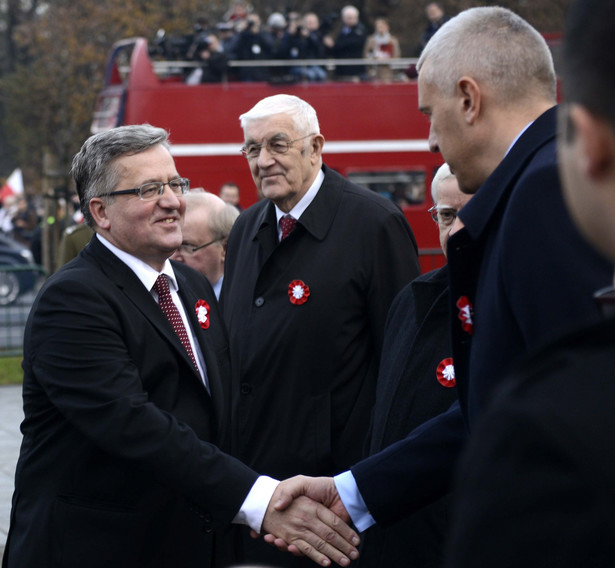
[150,2,432,83]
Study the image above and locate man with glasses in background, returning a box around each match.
[221,94,420,567]
[172,190,239,299]
[2,124,361,568]
[359,163,470,567]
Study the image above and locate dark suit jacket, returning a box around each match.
[446,315,615,567]
[221,164,419,566]
[3,236,257,568]
[360,265,457,568]
[349,106,613,526]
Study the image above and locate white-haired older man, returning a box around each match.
[221,93,419,567]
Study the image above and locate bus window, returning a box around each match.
[347,170,426,208]
[91,89,124,133]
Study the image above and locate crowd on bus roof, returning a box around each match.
[150,2,450,84]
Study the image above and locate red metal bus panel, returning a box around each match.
[92,38,447,271]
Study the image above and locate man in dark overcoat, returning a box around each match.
[446,0,615,564]
[359,163,470,567]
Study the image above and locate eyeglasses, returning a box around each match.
[240,133,315,159]
[428,205,458,227]
[177,238,223,254]
[100,177,190,201]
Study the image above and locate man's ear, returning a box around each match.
[89,198,110,230]
[457,76,481,125]
[309,134,325,164]
[571,104,615,180]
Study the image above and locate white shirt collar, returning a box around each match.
[505,121,534,157]
[96,234,178,292]
[274,168,325,225]
[212,275,223,300]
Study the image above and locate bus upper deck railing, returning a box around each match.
[121,57,420,83]
[151,57,419,70]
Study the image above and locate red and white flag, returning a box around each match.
[0,168,24,203]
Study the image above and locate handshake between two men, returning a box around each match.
[259,476,354,567]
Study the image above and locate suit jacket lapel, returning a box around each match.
[176,271,224,403]
[84,237,209,393]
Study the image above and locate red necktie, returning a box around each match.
[279,215,297,240]
[153,275,198,371]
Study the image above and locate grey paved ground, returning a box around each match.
[0,385,23,563]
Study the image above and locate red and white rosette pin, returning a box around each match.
[288,280,310,305]
[436,358,456,388]
[456,296,474,335]
[195,299,210,329]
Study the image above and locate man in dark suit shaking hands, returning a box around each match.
[2,125,359,568]
[264,7,613,553]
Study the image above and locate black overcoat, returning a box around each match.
[220,164,419,565]
[349,106,613,526]
[447,316,615,566]
[360,265,458,568]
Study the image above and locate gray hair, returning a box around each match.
[417,7,556,104]
[184,191,240,241]
[431,162,455,204]
[341,5,359,19]
[71,124,170,228]
[216,203,240,240]
[239,94,320,136]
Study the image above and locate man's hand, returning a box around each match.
[260,478,358,567]
[274,476,348,520]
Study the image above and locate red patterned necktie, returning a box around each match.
[153,275,198,370]
[279,214,297,240]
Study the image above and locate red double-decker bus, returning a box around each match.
[92,37,447,271]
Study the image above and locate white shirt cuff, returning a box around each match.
[232,475,280,533]
[334,470,376,532]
